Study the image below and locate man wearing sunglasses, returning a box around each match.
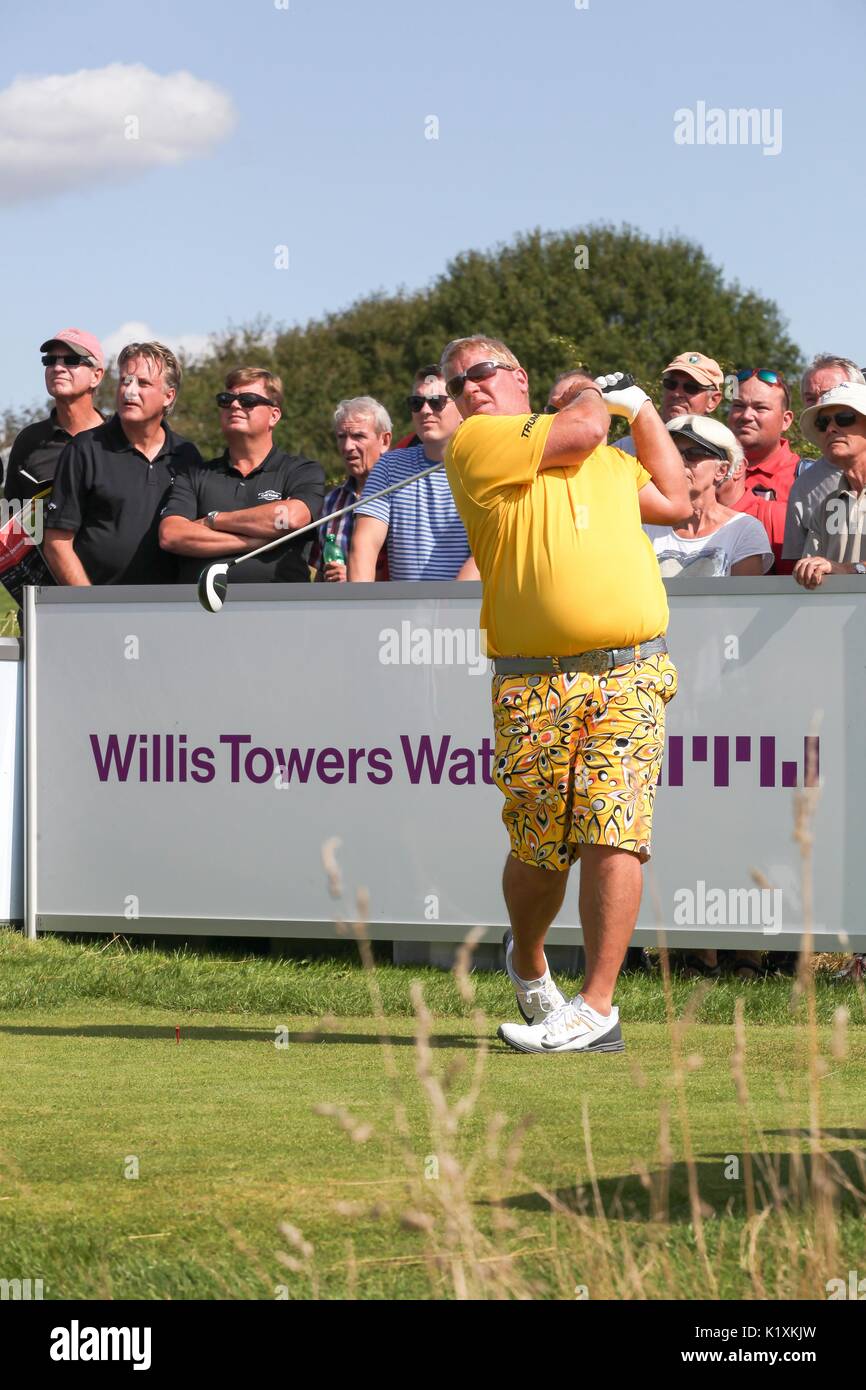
[44,341,202,586]
[783,355,866,564]
[159,368,324,583]
[4,329,105,510]
[2,329,107,617]
[793,383,866,589]
[348,365,478,582]
[615,352,723,456]
[719,369,800,571]
[441,334,689,1056]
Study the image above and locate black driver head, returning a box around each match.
[197,563,230,613]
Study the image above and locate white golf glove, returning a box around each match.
[594,372,650,424]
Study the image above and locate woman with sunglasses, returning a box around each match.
[643,416,773,580]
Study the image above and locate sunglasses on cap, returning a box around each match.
[815,410,859,433]
[42,353,92,367]
[406,394,450,414]
[216,391,275,410]
[445,360,515,399]
[661,374,713,396]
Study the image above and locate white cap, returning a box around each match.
[800,381,866,448]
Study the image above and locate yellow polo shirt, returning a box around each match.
[444,410,668,657]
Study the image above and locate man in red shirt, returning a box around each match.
[718,369,800,572]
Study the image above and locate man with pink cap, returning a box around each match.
[4,329,105,507]
[1,330,105,617]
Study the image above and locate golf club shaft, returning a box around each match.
[230,460,445,569]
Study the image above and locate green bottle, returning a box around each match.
[322,532,345,565]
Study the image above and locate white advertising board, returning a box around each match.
[25,580,864,950]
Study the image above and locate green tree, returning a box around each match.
[4,227,807,486]
[175,225,809,479]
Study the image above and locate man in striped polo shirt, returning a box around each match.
[347,365,480,581]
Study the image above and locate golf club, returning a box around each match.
[197,460,444,612]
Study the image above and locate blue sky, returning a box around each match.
[1,0,864,415]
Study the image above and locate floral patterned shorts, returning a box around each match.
[491,653,678,870]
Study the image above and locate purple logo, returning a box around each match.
[659,735,820,788]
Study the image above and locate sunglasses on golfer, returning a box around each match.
[445,360,515,399]
[216,391,275,410]
[815,410,859,433]
[661,375,712,396]
[42,353,92,368]
[406,394,450,414]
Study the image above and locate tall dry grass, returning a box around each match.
[275,768,866,1300]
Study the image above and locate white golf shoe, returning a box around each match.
[498,995,625,1054]
[503,929,567,1025]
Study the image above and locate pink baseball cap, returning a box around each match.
[40,328,104,369]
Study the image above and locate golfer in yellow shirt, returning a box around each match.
[442,335,689,1054]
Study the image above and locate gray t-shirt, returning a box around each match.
[782,456,841,560]
[644,513,773,577]
[803,483,866,564]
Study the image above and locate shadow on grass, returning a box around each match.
[765,1128,866,1141]
[488,1144,866,1222]
[0,1024,485,1048]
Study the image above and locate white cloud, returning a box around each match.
[102,321,215,369]
[0,63,235,205]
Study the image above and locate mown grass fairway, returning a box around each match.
[1,932,865,1300]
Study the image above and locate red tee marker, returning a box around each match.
[175,1026,180,1044]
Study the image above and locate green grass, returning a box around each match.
[1,929,863,1024]
[0,585,17,637]
[1,931,865,1299]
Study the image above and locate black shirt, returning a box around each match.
[4,410,79,505]
[162,446,325,583]
[47,414,202,584]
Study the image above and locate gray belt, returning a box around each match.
[492,636,668,677]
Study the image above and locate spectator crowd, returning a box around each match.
[4,330,866,597]
[2,329,864,981]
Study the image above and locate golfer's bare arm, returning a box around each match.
[348,515,388,581]
[211,499,312,540]
[158,517,255,556]
[632,405,691,524]
[538,388,610,470]
[42,529,92,585]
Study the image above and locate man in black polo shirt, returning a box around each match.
[43,341,202,585]
[4,328,105,506]
[159,368,324,582]
[1,329,106,613]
